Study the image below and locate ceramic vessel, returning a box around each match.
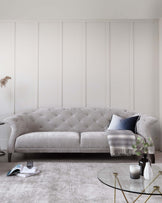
[139,153,148,176]
[144,162,153,180]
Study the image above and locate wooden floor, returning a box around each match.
[0,151,162,163]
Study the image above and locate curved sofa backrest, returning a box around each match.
[23,107,135,132]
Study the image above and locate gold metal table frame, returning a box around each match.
[113,171,162,203]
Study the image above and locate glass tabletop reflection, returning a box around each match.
[97,163,162,195]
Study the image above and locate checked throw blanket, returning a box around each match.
[107,130,136,156]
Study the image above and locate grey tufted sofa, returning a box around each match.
[4,107,157,162]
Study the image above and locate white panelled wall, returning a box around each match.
[0,20,159,150]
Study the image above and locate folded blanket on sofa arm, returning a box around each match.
[107,130,136,156]
[107,114,157,156]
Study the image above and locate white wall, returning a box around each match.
[0,0,161,19]
[0,19,159,150]
[159,19,162,151]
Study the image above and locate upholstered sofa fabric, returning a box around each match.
[15,132,80,149]
[80,132,109,148]
[4,107,157,160]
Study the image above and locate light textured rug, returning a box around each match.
[0,161,162,203]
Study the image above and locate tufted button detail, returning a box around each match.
[11,107,137,132]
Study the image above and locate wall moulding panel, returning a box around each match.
[0,19,159,149]
[15,22,38,113]
[0,19,158,114]
[39,22,62,107]
[0,22,14,118]
[134,21,158,116]
[62,22,85,107]
[110,22,131,109]
[86,22,107,107]
[159,18,162,151]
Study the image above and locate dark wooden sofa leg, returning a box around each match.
[8,153,12,162]
[149,154,155,164]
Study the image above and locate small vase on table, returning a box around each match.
[144,162,153,180]
[139,153,148,176]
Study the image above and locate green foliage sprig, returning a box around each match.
[132,137,153,156]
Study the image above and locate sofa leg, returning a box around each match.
[8,153,12,162]
[149,154,155,164]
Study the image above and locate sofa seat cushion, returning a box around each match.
[80,132,109,148]
[15,132,80,149]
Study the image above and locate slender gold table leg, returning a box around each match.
[144,186,162,203]
[157,188,162,195]
[112,171,162,203]
[133,171,162,203]
[116,176,129,203]
[113,172,117,203]
[113,172,129,203]
[144,186,158,203]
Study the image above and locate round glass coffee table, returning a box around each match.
[97,164,162,203]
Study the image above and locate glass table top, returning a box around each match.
[97,163,162,195]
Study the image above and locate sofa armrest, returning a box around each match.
[136,115,157,154]
[4,114,30,153]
